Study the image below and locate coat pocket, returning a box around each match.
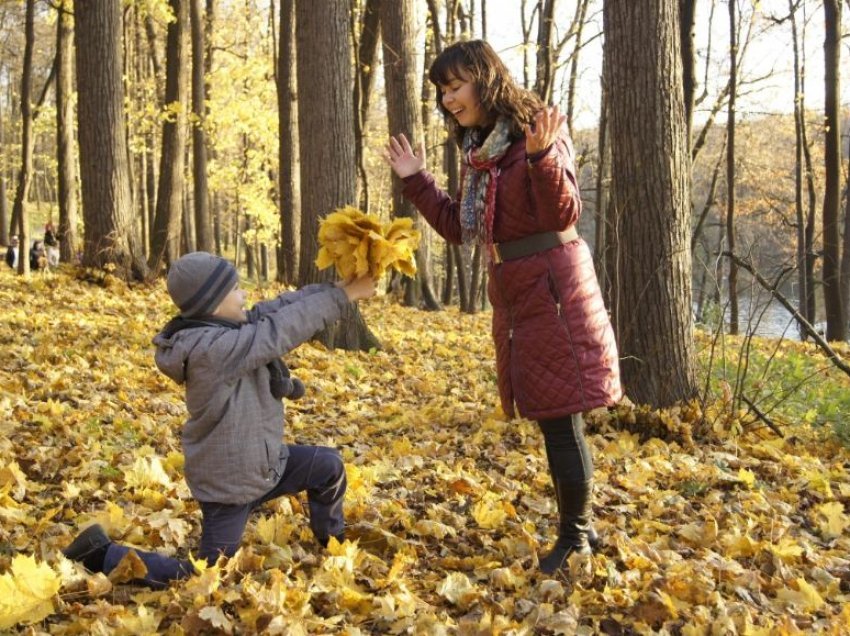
[264,440,280,482]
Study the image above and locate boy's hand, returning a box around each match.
[337,275,377,302]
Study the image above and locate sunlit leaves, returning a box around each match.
[0,268,849,632]
[316,206,421,279]
[0,555,61,629]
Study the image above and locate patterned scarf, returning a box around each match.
[460,117,514,245]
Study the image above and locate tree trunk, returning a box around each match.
[725,0,738,335]
[822,0,844,340]
[679,0,696,143]
[276,0,300,284]
[0,101,7,247]
[565,0,590,137]
[11,0,36,275]
[534,0,556,104]
[56,0,78,264]
[594,67,611,302]
[296,0,379,350]
[75,0,147,279]
[604,0,698,406]
[353,0,382,211]
[149,0,189,274]
[789,0,807,338]
[382,0,440,310]
[190,0,212,252]
[205,0,219,254]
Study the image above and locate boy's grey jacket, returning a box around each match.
[153,283,349,504]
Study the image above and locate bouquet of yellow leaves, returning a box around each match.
[315,206,421,279]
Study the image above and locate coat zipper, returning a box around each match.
[547,261,587,402]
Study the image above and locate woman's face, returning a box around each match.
[438,69,492,129]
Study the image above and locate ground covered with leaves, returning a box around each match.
[1,267,849,634]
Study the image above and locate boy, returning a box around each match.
[63,252,376,587]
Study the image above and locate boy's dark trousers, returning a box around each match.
[101,444,346,587]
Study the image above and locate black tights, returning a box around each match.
[537,413,594,484]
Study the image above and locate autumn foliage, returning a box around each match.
[316,207,421,280]
[0,267,849,633]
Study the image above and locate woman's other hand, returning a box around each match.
[524,105,566,155]
[383,134,426,179]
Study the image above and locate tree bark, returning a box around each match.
[75,0,147,279]
[534,0,556,104]
[822,0,844,340]
[565,0,590,137]
[149,0,189,274]
[296,0,379,350]
[10,0,36,275]
[276,0,300,284]
[789,0,807,338]
[604,0,698,406]
[353,0,382,211]
[190,0,212,252]
[725,0,738,334]
[56,0,78,264]
[382,0,440,310]
[0,101,7,247]
[679,0,696,143]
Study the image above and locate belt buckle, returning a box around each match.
[490,243,503,264]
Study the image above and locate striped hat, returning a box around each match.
[166,252,238,318]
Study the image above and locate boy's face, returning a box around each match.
[212,285,248,323]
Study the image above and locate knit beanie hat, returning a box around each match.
[167,252,238,318]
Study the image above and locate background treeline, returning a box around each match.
[0,0,848,406]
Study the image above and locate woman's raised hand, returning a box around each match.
[383,134,426,179]
[524,105,566,155]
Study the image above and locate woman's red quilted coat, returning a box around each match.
[403,130,622,420]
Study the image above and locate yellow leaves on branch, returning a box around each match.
[315,206,421,279]
[0,555,61,629]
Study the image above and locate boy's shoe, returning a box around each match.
[318,532,346,548]
[63,524,111,572]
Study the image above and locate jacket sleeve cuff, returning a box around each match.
[526,144,555,165]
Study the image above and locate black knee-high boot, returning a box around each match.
[539,478,593,575]
[538,414,596,575]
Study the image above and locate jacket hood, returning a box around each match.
[152,319,203,384]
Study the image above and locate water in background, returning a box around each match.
[699,287,827,341]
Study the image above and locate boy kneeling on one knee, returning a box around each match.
[63,252,376,587]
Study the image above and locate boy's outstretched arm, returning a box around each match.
[337,275,376,302]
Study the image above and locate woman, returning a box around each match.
[384,40,622,575]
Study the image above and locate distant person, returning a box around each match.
[383,39,622,576]
[30,240,47,271]
[63,252,376,587]
[5,235,19,269]
[44,222,60,267]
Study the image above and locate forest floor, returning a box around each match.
[1,266,849,634]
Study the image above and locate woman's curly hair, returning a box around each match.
[429,39,543,146]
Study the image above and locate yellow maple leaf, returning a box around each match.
[737,468,756,489]
[124,455,172,489]
[813,501,849,539]
[108,549,149,584]
[437,572,479,607]
[472,493,510,530]
[0,461,29,500]
[767,536,804,563]
[775,577,825,612]
[0,554,61,629]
